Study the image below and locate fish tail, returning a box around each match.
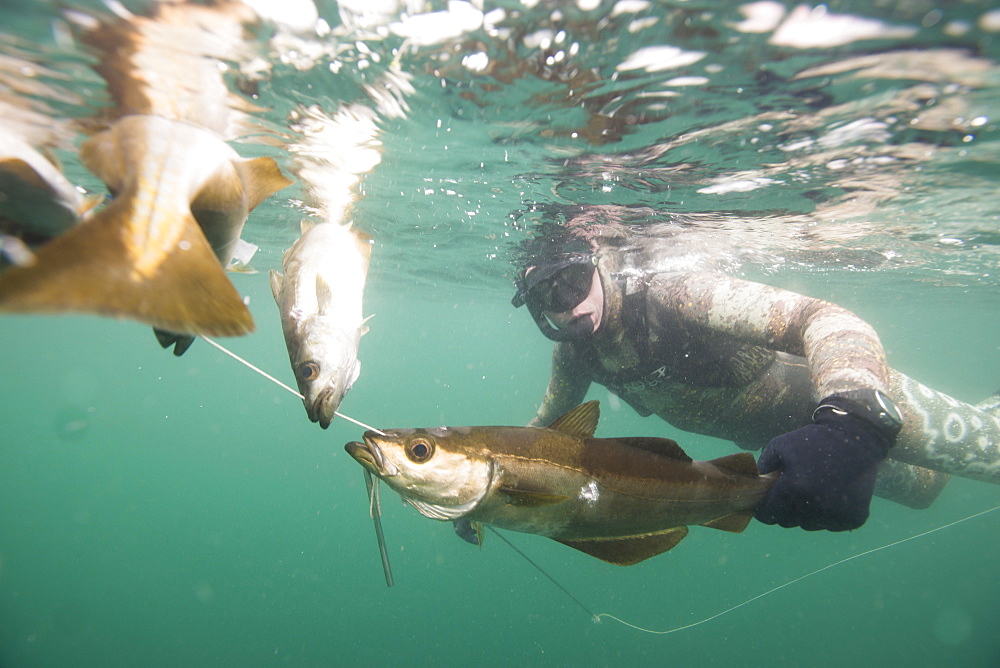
[0,195,254,337]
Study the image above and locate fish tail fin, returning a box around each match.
[0,196,254,336]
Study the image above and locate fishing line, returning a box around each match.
[486,526,600,622]
[198,335,386,435]
[594,504,1000,635]
[199,335,396,586]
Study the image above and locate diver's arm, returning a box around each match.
[530,343,592,427]
[656,272,900,531]
[659,272,891,398]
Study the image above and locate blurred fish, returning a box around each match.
[149,123,291,353]
[346,401,778,566]
[74,0,266,140]
[40,0,291,349]
[270,220,372,428]
[0,50,97,265]
[0,129,86,244]
[0,114,290,336]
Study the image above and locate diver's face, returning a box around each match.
[535,265,604,335]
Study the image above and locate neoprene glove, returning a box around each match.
[754,395,897,531]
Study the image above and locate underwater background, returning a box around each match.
[1,0,999,666]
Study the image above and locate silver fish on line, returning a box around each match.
[271,220,373,429]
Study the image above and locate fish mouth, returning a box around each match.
[344,433,396,477]
[307,386,343,430]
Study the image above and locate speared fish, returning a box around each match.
[346,401,779,566]
[269,77,412,426]
[270,220,372,428]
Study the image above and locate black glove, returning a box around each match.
[754,394,900,531]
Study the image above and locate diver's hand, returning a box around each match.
[754,398,896,531]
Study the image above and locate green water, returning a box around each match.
[2,0,1000,666]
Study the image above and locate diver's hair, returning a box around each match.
[509,205,647,269]
[510,204,758,276]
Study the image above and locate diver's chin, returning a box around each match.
[539,314,596,342]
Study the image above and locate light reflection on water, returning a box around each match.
[2,0,999,293]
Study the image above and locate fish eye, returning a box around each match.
[406,438,434,463]
[297,361,320,381]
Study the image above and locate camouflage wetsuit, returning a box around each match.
[530,253,1000,507]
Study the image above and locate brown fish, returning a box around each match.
[0,114,289,336]
[346,401,778,566]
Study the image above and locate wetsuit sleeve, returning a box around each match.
[659,272,891,399]
[530,342,592,427]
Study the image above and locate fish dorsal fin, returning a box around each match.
[613,436,692,462]
[710,452,760,477]
[236,156,293,212]
[548,401,600,438]
[556,527,689,566]
[701,510,754,534]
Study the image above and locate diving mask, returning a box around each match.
[512,253,599,342]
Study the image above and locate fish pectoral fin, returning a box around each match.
[0,197,254,337]
[548,401,600,438]
[235,156,293,212]
[298,218,318,236]
[498,486,572,507]
[471,521,485,549]
[227,239,259,272]
[701,510,754,534]
[315,274,334,313]
[360,313,375,336]
[350,228,374,265]
[555,527,689,566]
[709,452,760,476]
[268,269,284,300]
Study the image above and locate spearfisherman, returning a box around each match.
[506,223,1000,533]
